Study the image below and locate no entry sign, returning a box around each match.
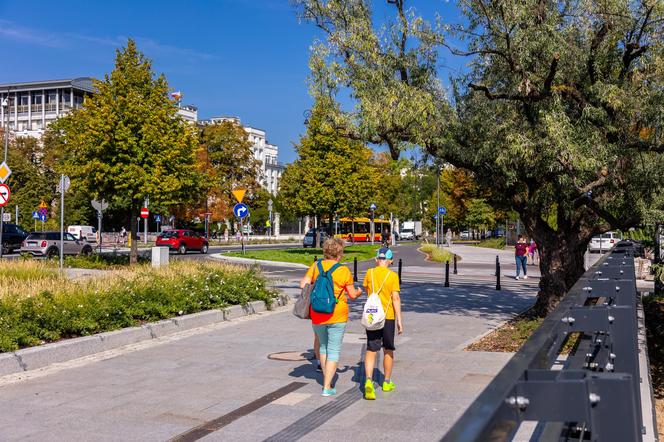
[0,184,10,207]
[140,207,149,219]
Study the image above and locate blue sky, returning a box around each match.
[0,0,463,163]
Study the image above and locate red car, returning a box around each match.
[155,229,209,254]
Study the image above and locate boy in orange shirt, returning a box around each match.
[362,247,403,400]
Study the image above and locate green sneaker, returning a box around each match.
[382,381,396,392]
[364,380,376,400]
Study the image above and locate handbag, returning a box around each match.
[293,283,312,319]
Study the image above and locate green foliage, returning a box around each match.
[295,0,664,313]
[0,262,275,352]
[465,198,496,230]
[226,244,379,265]
[419,244,455,263]
[475,238,506,250]
[46,39,202,262]
[279,99,378,222]
[63,253,150,269]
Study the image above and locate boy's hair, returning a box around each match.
[323,237,344,260]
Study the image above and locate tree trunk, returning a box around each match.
[532,232,588,316]
[130,206,138,264]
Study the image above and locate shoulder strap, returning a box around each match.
[370,268,375,294]
[328,262,341,275]
[377,270,391,295]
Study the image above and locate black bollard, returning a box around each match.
[398,258,403,284]
[444,260,450,287]
[453,255,458,275]
[353,257,358,282]
[496,257,501,291]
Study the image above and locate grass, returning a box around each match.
[0,260,276,352]
[474,238,506,249]
[63,253,150,269]
[225,244,380,265]
[419,244,455,263]
[466,308,580,354]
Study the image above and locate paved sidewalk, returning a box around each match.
[0,249,538,441]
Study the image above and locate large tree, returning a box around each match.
[280,100,378,228]
[295,0,664,314]
[48,39,201,262]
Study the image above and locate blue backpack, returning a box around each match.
[310,261,342,314]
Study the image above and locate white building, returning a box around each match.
[176,104,198,124]
[203,116,283,195]
[0,78,95,138]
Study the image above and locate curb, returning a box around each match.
[209,253,309,269]
[0,294,290,376]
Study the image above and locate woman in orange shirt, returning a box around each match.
[300,237,362,396]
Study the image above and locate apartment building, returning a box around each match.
[0,78,95,138]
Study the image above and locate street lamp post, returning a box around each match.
[436,164,440,247]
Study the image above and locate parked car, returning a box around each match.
[459,230,470,239]
[588,231,621,252]
[20,231,93,258]
[1,223,29,254]
[155,229,208,254]
[68,225,97,242]
[303,228,328,248]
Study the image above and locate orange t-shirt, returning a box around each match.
[306,260,354,325]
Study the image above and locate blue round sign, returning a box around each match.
[370,203,377,210]
[32,211,39,220]
[233,203,249,219]
[439,206,447,215]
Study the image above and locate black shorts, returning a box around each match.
[366,319,396,352]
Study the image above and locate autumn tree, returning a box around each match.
[193,120,261,223]
[48,39,201,263]
[295,0,664,314]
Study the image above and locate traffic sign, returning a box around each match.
[0,162,11,183]
[0,184,10,207]
[57,175,70,193]
[232,189,246,204]
[439,206,447,215]
[233,203,249,219]
[154,214,162,223]
[140,207,149,219]
[370,203,377,210]
[32,211,39,220]
[91,199,109,212]
[39,213,47,222]
[2,213,10,222]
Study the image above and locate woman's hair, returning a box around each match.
[323,237,345,260]
[518,235,524,240]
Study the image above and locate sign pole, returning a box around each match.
[59,174,64,271]
[97,211,102,253]
[144,197,149,245]
[441,214,444,249]
[371,209,375,245]
[15,205,18,224]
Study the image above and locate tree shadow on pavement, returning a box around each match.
[348,281,536,324]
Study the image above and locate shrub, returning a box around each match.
[419,244,455,263]
[0,261,276,352]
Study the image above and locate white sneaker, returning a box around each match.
[523,275,528,280]
[515,276,520,280]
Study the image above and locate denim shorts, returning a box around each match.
[312,323,347,362]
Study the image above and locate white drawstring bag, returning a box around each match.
[361,269,392,331]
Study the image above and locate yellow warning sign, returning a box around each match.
[0,162,11,183]
[39,200,48,209]
[232,189,246,203]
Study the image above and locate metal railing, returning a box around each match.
[443,241,649,442]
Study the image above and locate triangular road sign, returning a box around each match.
[232,189,246,203]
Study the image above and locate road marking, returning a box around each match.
[169,381,307,442]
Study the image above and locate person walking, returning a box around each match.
[362,247,403,400]
[300,238,362,397]
[515,235,528,279]
[445,228,452,247]
[527,239,538,265]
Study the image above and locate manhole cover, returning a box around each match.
[267,351,315,362]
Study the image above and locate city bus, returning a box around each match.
[327,217,391,243]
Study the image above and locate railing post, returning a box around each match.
[445,260,450,287]
[495,255,501,291]
[353,256,358,282]
[398,258,402,284]
[453,254,458,274]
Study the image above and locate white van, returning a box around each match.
[68,225,97,242]
[589,231,621,252]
